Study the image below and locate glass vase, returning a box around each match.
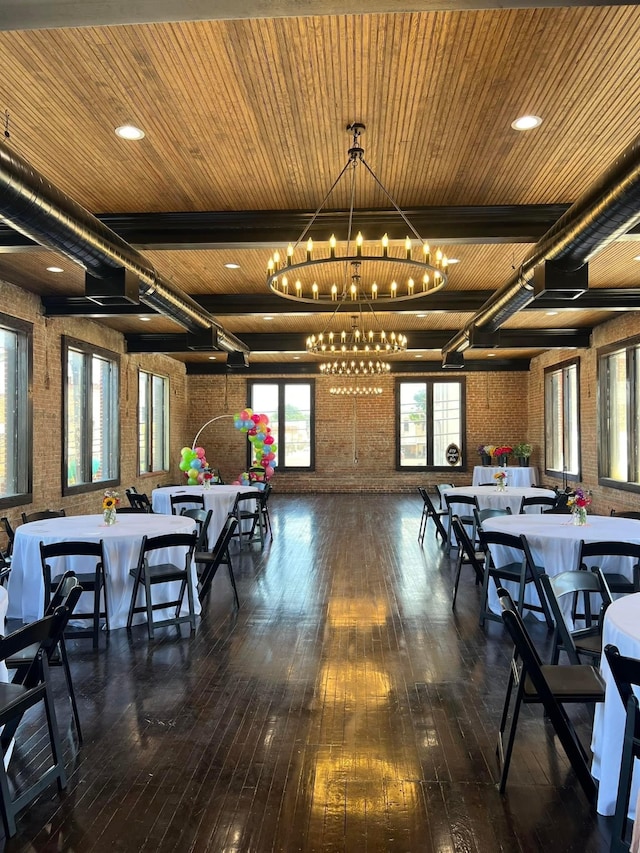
[572,506,588,526]
[103,507,117,526]
[496,479,506,492]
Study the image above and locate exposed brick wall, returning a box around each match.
[0,278,188,543]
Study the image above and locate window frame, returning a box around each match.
[62,336,120,497]
[0,312,33,509]
[395,377,466,472]
[138,369,170,475]
[598,336,640,494]
[544,357,581,484]
[247,379,315,472]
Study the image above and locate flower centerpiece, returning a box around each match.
[102,489,120,525]
[567,487,591,526]
[494,445,513,466]
[514,442,533,467]
[494,470,507,492]
[202,466,213,489]
[478,444,495,466]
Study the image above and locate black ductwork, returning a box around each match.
[0,141,249,356]
[442,132,640,358]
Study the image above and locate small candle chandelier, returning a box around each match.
[266,122,449,305]
[329,386,383,396]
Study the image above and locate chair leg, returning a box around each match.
[185,569,197,632]
[93,584,100,650]
[418,508,427,545]
[58,637,83,744]
[452,548,464,610]
[497,676,525,794]
[126,573,141,631]
[102,572,110,634]
[479,566,492,627]
[227,557,240,609]
[143,573,154,640]
[611,696,636,850]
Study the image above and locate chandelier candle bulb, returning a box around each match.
[295,280,302,295]
[408,278,414,295]
[372,283,378,299]
[331,284,338,299]
[423,244,431,264]
[330,235,336,258]
[405,237,412,259]
[356,232,363,257]
[391,281,397,297]
[287,244,294,265]
[436,248,443,267]
[306,238,313,261]
[423,273,429,291]
[382,234,389,257]
[312,283,318,299]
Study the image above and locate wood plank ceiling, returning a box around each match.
[1,3,640,371]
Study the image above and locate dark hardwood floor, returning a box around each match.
[2,494,613,852]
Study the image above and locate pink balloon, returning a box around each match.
[259,414,269,425]
[240,410,249,420]
[195,446,206,457]
[251,414,260,424]
[265,465,274,477]
[264,435,274,445]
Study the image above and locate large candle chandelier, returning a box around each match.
[266,122,450,305]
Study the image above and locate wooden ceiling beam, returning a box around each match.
[0,205,576,250]
[185,358,532,376]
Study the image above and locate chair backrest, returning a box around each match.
[610,510,640,520]
[604,644,640,710]
[22,509,66,524]
[540,570,612,663]
[116,506,149,514]
[474,507,512,530]
[478,528,526,569]
[520,495,557,513]
[137,531,198,570]
[47,571,84,616]
[170,493,205,515]
[211,515,238,557]
[451,515,484,583]
[435,483,454,500]
[126,490,153,512]
[181,508,212,550]
[231,491,261,515]
[498,587,544,671]
[578,539,640,568]
[444,493,479,510]
[40,540,104,599]
[0,516,15,556]
[418,487,436,513]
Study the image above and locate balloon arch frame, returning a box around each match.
[179,409,276,487]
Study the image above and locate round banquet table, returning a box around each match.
[482,513,640,618]
[152,484,259,548]
[441,485,555,517]
[591,592,640,819]
[472,465,539,487]
[7,513,199,629]
[0,586,7,682]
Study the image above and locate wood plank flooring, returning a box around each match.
[2,494,613,851]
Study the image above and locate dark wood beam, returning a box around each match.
[468,327,591,349]
[2,1,624,32]
[185,357,532,376]
[0,205,574,250]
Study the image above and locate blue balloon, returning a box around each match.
[235,419,243,429]
[191,458,202,469]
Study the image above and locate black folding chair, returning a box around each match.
[610,510,640,521]
[478,530,554,629]
[0,610,70,837]
[604,644,640,853]
[496,588,605,802]
[577,540,640,596]
[417,487,447,545]
[170,493,205,515]
[7,572,84,743]
[40,539,109,649]
[127,531,198,639]
[519,495,557,514]
[180,508,213,552]
[21,509,65,524]
[126,490,153,512]
[228,491,264,550]
[444,493,479,554]
[195,516,240,606]
[539,569,612,665]
[451,515,485,610]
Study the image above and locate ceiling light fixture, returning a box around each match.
[329,386,383,396]
[319,359,391,377]
[115,124,145,140]
[511,115,543,131]
[46,266,63,273]
[224,262,241,269]
[266,123,449,305]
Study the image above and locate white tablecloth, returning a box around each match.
[152,484,259,548]
[482,514,640,618]
[0,587,7,682]
[592,593,640,818]
[7,513,199,629]
[442,486,555,517]
[472,465,539,487]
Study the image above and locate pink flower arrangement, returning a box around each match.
[493,445,513,457]
[568,488,591,509]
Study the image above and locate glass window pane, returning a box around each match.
[151,375,168,471]
[284,383,311,467]
[433,382,461,467]
[251,383,279,467]
[565,365,580,475]
[66,349,84,487]
[608,351,628,481]
[92,355,116,482]
[400,383,426,466]
[138,372,149,474]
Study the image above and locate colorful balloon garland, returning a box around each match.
[179,408,276,486]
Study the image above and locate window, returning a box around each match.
[599,341,640,489]
[544,359,580,480]
[138,370,169,474]
[63,337,119,494]
[248,380,314,470]
[0,314,32,506]
[397,379,465,469]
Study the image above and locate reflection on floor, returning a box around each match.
[4,494,611,851]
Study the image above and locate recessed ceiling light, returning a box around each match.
[115,124,145,140]
[139,317,151,322]
[293,356,300,360]
[46,266,63,273]
[208,356,217,360]
[416,313,427,318]
[447,258,460,265]
[511,115,543,131]
[487,353,496,357]
[546,310,559,316]
[415,354,423,359]
[224,262,240,270]
[634,255,640,261]
[263,316,274,321]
